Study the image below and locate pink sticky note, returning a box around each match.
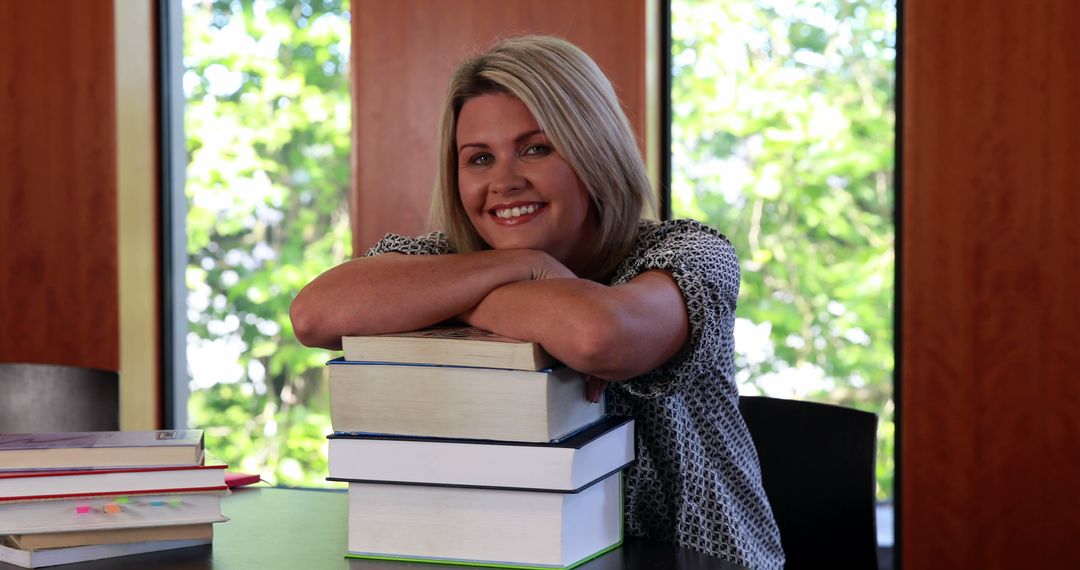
[75,505,91,514]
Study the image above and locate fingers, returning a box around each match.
[529,250,577,281]
[585,375,609,403]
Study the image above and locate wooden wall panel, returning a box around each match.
[350,0,647,255]
[0,1,119,372]
[902,0,1080,567]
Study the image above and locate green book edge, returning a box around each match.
[343,474,627,569]
[344,540,622,570]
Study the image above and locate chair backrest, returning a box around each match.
[0,363,119,432]
[738,395,878,569]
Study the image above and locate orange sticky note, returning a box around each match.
[104,503,122,514]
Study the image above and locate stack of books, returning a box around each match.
[327,326,635,569]
[0,430,229,568]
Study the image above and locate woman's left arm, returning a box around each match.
[460,270,689,381]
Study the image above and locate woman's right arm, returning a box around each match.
[289,249,571,350]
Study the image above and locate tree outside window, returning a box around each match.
[183,0,351,487]
[672,0,897,499]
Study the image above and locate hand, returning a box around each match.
[453,250,573,326]
[526,250,577,281]
[584,374,609,403]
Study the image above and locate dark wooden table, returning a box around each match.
[2,487,745,569]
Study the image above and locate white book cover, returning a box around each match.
[346,472,624,569]
[328,417,633,492]
[0,491,228,535]
[328,360,603,442]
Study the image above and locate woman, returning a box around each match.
[290,35,784,569]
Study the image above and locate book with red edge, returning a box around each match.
[0,456,228,503]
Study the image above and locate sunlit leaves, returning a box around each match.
[184,0,351,487]
[672,0,896,498]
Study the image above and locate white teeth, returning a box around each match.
[494,204,539,219]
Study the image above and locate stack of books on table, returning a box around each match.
[0,430,229,568]
[327,326,635,569]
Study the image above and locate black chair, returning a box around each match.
[0,362,119,432]
[738,395,878,569]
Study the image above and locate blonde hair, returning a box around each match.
[431,35,654,281]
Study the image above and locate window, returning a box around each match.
[182,0,352,487]
[670,0,897,505]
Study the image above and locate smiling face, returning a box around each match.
[455,92,597,269]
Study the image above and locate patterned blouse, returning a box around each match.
[366,219,785,569]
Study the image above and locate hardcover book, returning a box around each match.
[345,473,624,570]
[0,431,204,471]
[0,538,211,569]
[342,326,557,371]
[0,459,228,503]
[0,491,229,535]
[328,416,633,492]
[328,359,603,443]
[7,523,213,550]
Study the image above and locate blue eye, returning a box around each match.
[524,144,551,156]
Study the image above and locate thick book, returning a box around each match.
[328,359,603,443]
[342,326,557,371]
[0,431,204,471]
[0,459,228,502]
[346,473,623,570]
[7,523,213,550]
[328,416,633,492]
[0,538,211,569]
[0,490,229,535]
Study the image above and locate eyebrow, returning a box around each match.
[458,129,545,153]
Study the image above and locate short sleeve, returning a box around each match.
[613,220,741,399]
[364,232,452,257]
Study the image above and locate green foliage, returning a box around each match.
[671,0,897,499]
[183,0,351,487]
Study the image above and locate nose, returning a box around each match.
[488,159,526,194]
